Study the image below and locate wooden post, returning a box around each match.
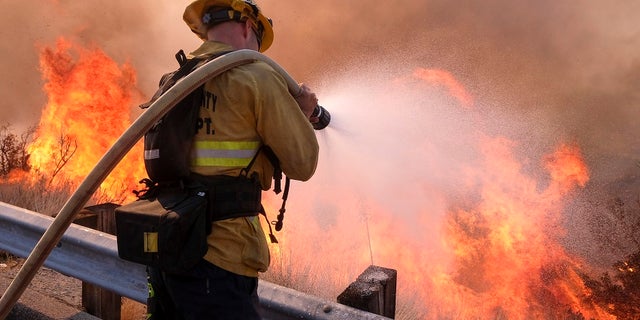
[337,265,397,319]
[75,203,121,320]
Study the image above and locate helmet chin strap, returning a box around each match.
[202,9,243,26]
[203,8,264,50]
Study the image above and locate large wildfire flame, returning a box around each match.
[434,138,611,319]
[260,67,625,319]
[20,38,627,319]
[27,38,144,203]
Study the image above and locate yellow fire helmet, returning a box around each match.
[184,0,274,52]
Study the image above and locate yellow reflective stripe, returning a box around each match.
[192,140,260,167]
[193,157,253,167]
[195,141,261,150]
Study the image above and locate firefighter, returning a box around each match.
[146,0,320,319]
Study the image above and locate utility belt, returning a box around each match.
[191,172,279,244]
[115,173,267,274]
[189,173,262,221]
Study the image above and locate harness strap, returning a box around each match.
[141,50,235,110]
[241,145,290,239]
[274,176,290,232]
[259,205,278,244]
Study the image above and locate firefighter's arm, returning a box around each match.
[294,83,318,120]
[254,65,319,181]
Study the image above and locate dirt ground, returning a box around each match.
[0,255,146,320]
[0,258,83,307]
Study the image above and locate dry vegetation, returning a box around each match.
[578,196,640,319]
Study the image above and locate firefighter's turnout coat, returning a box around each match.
[188,41,319,277]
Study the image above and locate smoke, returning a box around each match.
[0,0,198,130]
[4,0,636,180]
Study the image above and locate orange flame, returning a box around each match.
[544,143,589,195]
[28,38,144,202]
[434,137,609,319]
[338,137,608,319]
[365,136,611,319]
[412,68,474,108]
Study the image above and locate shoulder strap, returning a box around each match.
[139,49,232,110]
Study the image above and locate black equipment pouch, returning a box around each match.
[115,179,210,274]
[141,50,230,183]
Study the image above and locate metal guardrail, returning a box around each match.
[0,201,390,319]
[0,202,148,302]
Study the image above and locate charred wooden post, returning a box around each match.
[337,265,397,318]
[75,203,121,320]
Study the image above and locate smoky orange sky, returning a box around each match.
[2,1,640,316]
[2,1,639,171]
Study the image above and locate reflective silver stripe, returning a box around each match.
[144,149,160,160]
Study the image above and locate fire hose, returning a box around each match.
[0,49,329,318]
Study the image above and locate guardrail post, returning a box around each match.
[75,203,121,320]
[337,265,397,319]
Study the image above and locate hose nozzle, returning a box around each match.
[311,105,331,130]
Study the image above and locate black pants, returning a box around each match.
[147,260,261,320]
